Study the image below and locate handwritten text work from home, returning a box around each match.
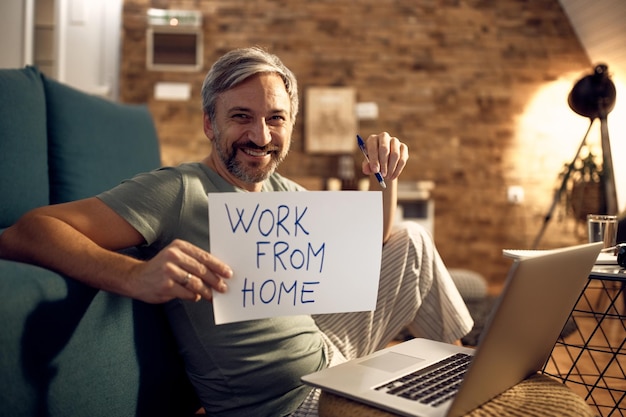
[209,191,383,324]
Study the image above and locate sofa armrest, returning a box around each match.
[0,259,198,417]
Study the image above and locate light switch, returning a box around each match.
[356,102,379,120]
[507,186,524,204]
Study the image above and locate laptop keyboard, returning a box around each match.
[374,353,472,407]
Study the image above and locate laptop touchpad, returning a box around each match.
[359,352,425,373]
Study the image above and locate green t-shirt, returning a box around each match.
[98,163,326,416]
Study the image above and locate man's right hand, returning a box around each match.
[130,239,232,303]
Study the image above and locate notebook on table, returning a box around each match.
[302,242,602,417]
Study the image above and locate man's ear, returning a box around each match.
[203,112,214,141]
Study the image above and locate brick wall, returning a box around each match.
[120,0,593,286]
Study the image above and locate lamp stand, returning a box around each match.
[531,64,617,249]
[599,114,618,215]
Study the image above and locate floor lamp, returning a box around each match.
[532,64,617,249]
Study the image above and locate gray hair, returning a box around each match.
[201,47,299,124]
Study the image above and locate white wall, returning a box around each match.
[59,0,122,99]
[0,0,122,100]
[0,0,27,68]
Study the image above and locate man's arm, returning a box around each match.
[376,176,399,243]
[361,132,408,243]
[0,198,231,303]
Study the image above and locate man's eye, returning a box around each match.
[268,115,286,123]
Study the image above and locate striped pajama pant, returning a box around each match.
[291,221,474,417]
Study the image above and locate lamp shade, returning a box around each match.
[568,64,616,119]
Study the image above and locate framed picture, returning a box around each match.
[305,87,357,153]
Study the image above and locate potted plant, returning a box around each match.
[558,149,605,222]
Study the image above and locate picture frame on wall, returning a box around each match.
[305,87,357,154]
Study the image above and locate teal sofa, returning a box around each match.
[0,67,199,416]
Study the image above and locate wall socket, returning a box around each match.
[507,186,524,204]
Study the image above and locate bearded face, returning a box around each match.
[211,126,290,183]
[203,73,294,190]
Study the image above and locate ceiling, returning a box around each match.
[559,0,626,83]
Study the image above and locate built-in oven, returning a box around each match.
[146,8,203,72]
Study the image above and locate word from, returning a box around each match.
[255,241,325,273]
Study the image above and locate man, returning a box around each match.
[0,47,472,416]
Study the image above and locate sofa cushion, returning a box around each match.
[0,66,49,228]
[42,76,161,204]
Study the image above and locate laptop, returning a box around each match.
[302,242,603,417]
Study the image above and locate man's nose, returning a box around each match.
[247,119,272,146]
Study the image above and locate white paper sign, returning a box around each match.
[208,191,382,325]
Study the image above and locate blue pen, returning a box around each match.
[357,135,386,189]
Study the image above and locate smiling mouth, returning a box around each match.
[241,147,272,157]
